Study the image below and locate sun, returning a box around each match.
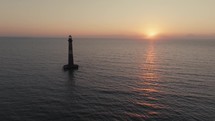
[148,32,157,37]
[139,27,161,39]
[147,31,158,39]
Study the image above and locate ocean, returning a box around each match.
[0,37,215,121]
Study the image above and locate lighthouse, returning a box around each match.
[63,35,79,70]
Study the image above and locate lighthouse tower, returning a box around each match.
[63,35,78,70]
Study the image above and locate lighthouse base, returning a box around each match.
[63,64,79,70]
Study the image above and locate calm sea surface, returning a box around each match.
[0,37,215,121]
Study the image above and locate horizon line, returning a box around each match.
[1,34,215,40]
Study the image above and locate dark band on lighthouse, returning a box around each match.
[63,35,79,70]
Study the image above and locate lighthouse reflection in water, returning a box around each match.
[0,37,214,121]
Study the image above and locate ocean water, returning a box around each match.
[0,37,215,121]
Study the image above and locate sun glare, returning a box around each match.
[148,32,157,38]
[145,30,159,39]
[140,27,161,39]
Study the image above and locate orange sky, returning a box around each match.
[0,0,215,38]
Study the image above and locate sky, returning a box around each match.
[0,0,215,38]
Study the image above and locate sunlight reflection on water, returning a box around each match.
[130,43,166,119]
